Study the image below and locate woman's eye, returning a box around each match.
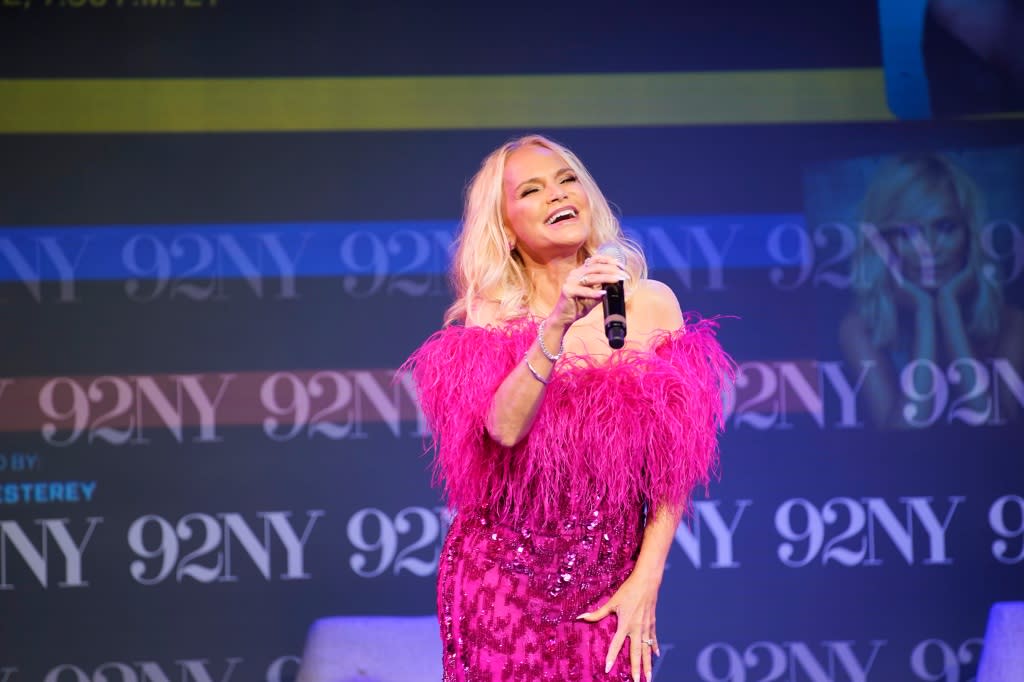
[520,187,538,197]
[560,174,578,184]
[897,222,923,239]
[881,224,917,248]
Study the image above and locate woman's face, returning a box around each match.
[502,144,592,262]
[881,191,970,288]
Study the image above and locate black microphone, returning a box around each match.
[597,243,626,349]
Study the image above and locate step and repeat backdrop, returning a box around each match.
[2,2,1022,680]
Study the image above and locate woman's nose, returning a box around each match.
[548,185,568,202]
[906,222,938,248]
[922,223,943,249]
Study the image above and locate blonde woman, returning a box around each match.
[404,135,731,681]
[840,153,1024,427]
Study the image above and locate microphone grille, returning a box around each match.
[596,243,626,267]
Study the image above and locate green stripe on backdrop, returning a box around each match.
[1,69,894,133]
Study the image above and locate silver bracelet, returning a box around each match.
[537,319,565,362]
[525,358,550,385]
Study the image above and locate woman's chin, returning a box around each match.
[907,264,966,290]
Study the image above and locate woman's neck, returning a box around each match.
[521,252,580,316]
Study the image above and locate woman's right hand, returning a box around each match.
[548,254,628,328]
[892,275,934,313]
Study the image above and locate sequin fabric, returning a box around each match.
[437,498,646,681]
[406,319,732,680]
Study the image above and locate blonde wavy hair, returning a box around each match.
[445,134,648,325]
[852,153,1002,347]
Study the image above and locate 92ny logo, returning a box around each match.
[0,655,302,682]
[0,511,322,589]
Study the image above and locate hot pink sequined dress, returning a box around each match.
[406,317,730,681]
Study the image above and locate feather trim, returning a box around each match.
[402,315,734,526]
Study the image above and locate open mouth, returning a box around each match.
[545,207,578,225]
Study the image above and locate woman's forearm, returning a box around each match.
[936,291,974,362]
[936,291,989,415]
[900,301,939,427]
[632,502,685,584]
[485,317,569,447]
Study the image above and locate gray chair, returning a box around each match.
[295,615,442,682]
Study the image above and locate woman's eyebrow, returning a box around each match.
[513,168,574,192]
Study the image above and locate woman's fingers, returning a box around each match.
[581,261,628,279]
[629,631,658,682]
[630,632,643,682]
[575,600,613,622]
[578,600,628,675]
[586,253,627,268]
[605,626,627,674]
[570,264,628,292]
[642,634,654,681]
[578,596,658,680]
[553,256,630,324]
[568,280,608,298]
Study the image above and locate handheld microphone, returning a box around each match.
[597,243,626,349]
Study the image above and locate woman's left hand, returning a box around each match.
[938,265,976,306]
[578,573,660,682]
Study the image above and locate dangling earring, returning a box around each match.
[508,240,516,252]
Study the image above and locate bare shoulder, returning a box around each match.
[838,308,878,360]
[838,308,869,338]
[629,278,684,333]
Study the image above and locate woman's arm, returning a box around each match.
[841,282,939,430]
[475,256,624,447]
[478,314,574,447]
[577,502,683,682]
[839,311,902,428]
[577,280,687,682]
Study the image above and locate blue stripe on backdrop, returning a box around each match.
[0,215,800,282]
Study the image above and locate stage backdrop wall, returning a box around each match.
[2,2,1022,680]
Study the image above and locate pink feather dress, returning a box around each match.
[405,316,731,681]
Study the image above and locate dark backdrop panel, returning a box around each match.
[2,2,1022,681]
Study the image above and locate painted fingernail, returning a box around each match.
[605,661,612,674]
[575,613,587,620]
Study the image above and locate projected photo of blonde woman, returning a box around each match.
[837,152,1024,428]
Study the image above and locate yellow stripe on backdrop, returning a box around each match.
[0,69,895,134]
